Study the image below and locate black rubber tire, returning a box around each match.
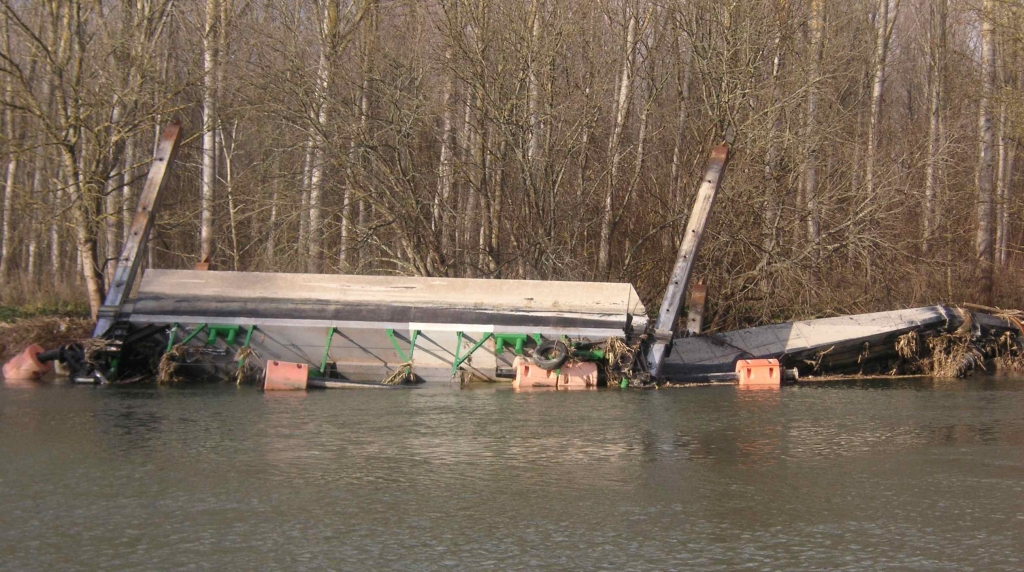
[533,340,569,370]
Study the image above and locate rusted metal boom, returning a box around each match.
[646,144,729,380]
[93,124,183,338]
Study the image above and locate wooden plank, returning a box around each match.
[93,124,182,337]
[647,145,730,378]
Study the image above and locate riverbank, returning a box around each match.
[0,304,92,360]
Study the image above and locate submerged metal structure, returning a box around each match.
[130,269,647,383]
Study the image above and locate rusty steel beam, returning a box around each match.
[686,282,707,335]
[647,144,729,380]
[93,124,183,338]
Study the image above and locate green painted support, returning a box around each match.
[206,324,240,345]
[494,333,529,356]
[452,332,493,375]
[319,327,337,376]
[237,325,256,368]
[165,323,179,352]
[453,331,463,372]
[179,324,208,346]
[386,329,419,362]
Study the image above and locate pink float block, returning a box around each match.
[735,358,781,389]
[512,356,598,390]
[263,360,309,390]
[2,344,51,380]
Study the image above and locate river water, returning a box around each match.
[1,377,1023,571]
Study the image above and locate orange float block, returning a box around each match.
[735,358,781,389]
[2,344,51,380]
[263,360,309,390]
[512,356,598,390]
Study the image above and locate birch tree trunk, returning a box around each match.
[488,136,506,275]
[50,181,61,278]
[300,142,311,249]
[267,160,279,266]
[103,98,126,288]
[995,99,1007,266]
[200,0,218,263]
[457,84,474,260]
[975,0,996,304]
[999,144,1015,266]
[307,0,338,273]
[61,149,106,318]
[0,74,16,283]
[341,0,376,271]
[804,0,824,245]
[27,149,44,281]
[670,30,690,210]
[121,136,135,242]
[527,0,543,173]
[760,13,785,291]
[923,0,946,253]
[434,43,456,253]
[864,0,894,200]
[597,10,638,277]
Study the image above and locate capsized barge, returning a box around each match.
[129,269,647,383]
[5,124,1022,388]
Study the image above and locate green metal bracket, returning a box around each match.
[493,333,527,356]
[319,327,337,376]
[206,324,240,345]
[165,323,179,352]
[452,332,493,375]
[386,329,419,362]
[237,325,256,368]
[179,324,208,346]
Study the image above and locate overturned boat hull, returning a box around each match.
[126,269,648,383]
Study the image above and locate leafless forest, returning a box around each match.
[0,0,1022,329]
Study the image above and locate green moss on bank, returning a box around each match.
[0,302,91,324]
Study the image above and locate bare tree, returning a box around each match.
[200,0,218,264]
[976,0,996,304]
[864,0,896,200]
[922,0,946,253]
[598,5,640,277]
[803,0,824,245]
